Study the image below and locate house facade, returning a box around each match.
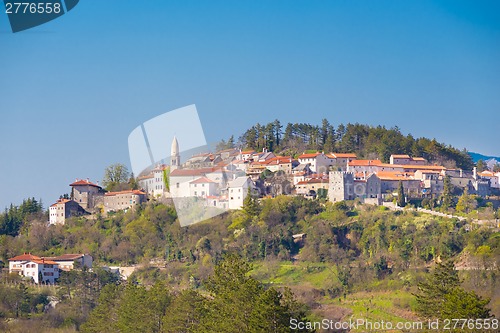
[70,179,103,211]
[228,177,254,209]
[45,254,93,271]
[21,259,59,284]
[298,153,331,173]
[49,199,86,225]
[189,177,218,197]
[103,190,146,214]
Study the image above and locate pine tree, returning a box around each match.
[162,290,206,333]
[414,261,491,320]
[456,187,476,214]
[242,187,260,218]
[397,181,406,207]
[81,284,122,333]
[476,159,487,172]
[440,175,453,211]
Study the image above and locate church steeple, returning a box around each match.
[171,136,180,169]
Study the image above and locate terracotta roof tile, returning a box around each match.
[9,253,41,261]
[298,152,321,159]
[190,177,216,184]
[348,160,383,166]
[105,190,146,196]
[70,179,101,188]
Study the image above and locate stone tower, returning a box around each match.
[171,136,180,169]
[328,171,354,202]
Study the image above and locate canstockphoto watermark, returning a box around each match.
[3,0,79,33]
[290,318,500,331]
[290,318,424,331]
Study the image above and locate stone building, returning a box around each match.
[103,190,146,214]
[328,171,355,202]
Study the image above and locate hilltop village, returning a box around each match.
[48,136,500,225]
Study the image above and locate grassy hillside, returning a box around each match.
[0,197,498,332]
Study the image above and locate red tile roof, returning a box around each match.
[298,152,321,159]
[391,154,411,159]
[401,165,445,171]
[50,198,72,207]
[70,179,101,188]
[105,190,145,196]
[29,259,59,265]
[9,253,41,261]
[348,160,383,166]
[45,254,86,261]
[297,179,327,185]
[170,167,221,177]
[190,177,215,184]
[330,153,357,158]
[376,171,415,181]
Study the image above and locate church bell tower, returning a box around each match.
[171,136,180,170]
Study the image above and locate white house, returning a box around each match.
[8,253,59,284]
[170,167,234,198]
[298,153,331,173]
[479,171,499,188]
[8,253,41,275]
[21,259,59,284]
[240,150,256,161]
[327,153,357,171]
[189,177,218,197]
[228,177,254,210]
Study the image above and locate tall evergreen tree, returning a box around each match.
[440,175,453,211]
[414,261,491,320]
[397,181,406,207]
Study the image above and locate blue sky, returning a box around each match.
[0,0,499,209]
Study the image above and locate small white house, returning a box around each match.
[228,177,254,210]
[297,153,331,173]
[189,177,217,197]
[21,259,59,284]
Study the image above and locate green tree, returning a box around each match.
[440,175,453,211]
[128,173,139,190]
[162,289,206,333]
[455,188,476,214]
[103,163,131,191]
[116,284,154,333]
[476,159,487,172]
[414,261,491,320]
[81,284,122,333]
[163,166,170,192]
[397,181,406,207]
[201,254,311,332]
[242,187,260,219]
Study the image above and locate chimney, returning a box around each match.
[473,167,477,180]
